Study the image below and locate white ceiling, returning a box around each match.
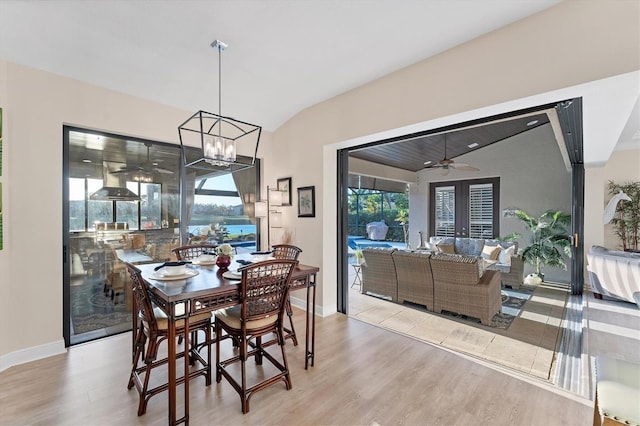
[0,0,563,132]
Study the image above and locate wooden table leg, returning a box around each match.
[167,302,177,425]
[182,302,190,425]
[304,272,317,369]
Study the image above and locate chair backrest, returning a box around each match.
[239,259,298,323]
[172,244,218,260]
[429,253,481,286]
[271,244,302,260]
[125,263,159,333]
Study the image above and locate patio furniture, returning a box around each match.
[430,236,524,289]
[392,250,434,310]
[430,253,502,325]
[361,247,398,302]
[366,221,389,241]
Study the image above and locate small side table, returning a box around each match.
[351,263,362,291]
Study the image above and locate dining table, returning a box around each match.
[133,253,319,425]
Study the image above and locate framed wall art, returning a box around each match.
[277,177,292,206]
[297,186,315,218]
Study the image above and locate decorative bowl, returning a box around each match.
[162,263,188,276]
[198,253,216,262]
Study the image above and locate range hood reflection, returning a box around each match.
[90,161,141,201]
[89,187,140,201]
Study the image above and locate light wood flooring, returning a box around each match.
[1,307,593,425]
[3,283,638,425]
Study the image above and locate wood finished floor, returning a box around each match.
[1,306,593,426]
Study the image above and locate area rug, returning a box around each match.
[430,286,532,330]
[70,278,132,335]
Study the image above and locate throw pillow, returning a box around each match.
[436,243,455,254]
[481,245,501,260]
[498,245,515,265]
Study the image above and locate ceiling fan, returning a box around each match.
[423,134,480,175]
[111,142,174,177]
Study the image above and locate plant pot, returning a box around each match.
[216,255,231,270]
[524,273,543,285]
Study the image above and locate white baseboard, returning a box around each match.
[290,295,337,317]
[0,339,66,373]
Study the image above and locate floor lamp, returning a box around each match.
[254,185,283,249]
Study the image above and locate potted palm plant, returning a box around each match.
[504,209,572,281]
[607,181,640,251]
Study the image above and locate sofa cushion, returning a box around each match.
[498,245,515,266]
[484,239,518,253]
[436,243,455,254]
[454,238,485,256]
[429,236,455,246]
[482,245,501,260]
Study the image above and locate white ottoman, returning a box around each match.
[593,356,640,426]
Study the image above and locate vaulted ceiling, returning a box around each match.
[0,1,561,132]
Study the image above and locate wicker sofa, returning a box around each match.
[587,245,640,304]
[360,247,502,323]
[430,253,502,325]
[428,237,524,289]
[361,247,399,302]
[392,250,435,310]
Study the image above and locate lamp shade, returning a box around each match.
[254,201,268,218]
[179,110,261,176]
[269,189,283,207]
[270,211,283,228]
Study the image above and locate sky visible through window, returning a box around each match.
[195,174,241,207]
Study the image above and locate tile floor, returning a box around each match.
[347,267,640,400]
[348,273,568,381]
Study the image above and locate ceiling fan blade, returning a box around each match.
[451,163,479,171]
[110,167,137,174]
[154,167,174,174]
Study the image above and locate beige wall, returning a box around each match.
[271,0,639,313]
[1,0,639,369]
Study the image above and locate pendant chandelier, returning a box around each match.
[178,40,261,175]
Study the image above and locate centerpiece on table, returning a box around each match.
[216,243,234,270]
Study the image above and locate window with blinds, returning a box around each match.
[429,177,499,239]
[468,183,494,238]
[434,186,455,237]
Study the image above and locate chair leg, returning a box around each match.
[277,327,292,391]
[255,336,263,365]
[284,298,298,346]
[204,323,212,386]
[136,338,158,416]
[240,338,249,414]
[215,322,222,383]
[128,326,146,390]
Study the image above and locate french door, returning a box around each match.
[429,177,500,239]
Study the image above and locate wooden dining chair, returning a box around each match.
[272,244,303,345]
[125,263,212,416]
[215,259,298,414]
[172,244,218,260]
[171,244,219,347]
